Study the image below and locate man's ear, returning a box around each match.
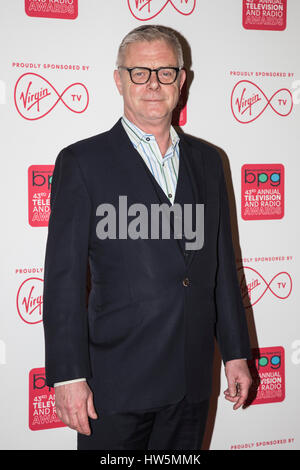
[179,68,186,92]
[114,69,123,96]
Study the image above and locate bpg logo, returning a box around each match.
[241,164,284,220]
[128,0,196,21]
[14,73,89,120]
[29,368,66,430]
[257,353,281,370]
[248,347,285,405]
[25,0,78,20]
[231,80,293,123]
[28,165,54,227]
[16,278,43,324]
[243,0,287,31]
[243,167,282,187]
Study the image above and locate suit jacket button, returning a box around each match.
[182,277,190,287]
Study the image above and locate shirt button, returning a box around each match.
[146,137,150,141]
[168,193,172,199]
[182,277,190,287]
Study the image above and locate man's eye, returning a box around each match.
[133,70,146,77]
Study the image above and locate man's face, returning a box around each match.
[114,39,186,126]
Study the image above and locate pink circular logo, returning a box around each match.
[127,0,196,21]
[14,73,89,120]
[238,266,292,308]
[16,277,43,324]
[231,80,293,124]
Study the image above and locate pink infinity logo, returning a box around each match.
[128,0,196,20]
[14,73,89,120]
[238,266,292,308]
[231,80,293,124]
[16,277,43,325]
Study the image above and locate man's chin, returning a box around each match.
[140,110,170,121]
[142,102,168,115]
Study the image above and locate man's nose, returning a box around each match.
[147,70,160,89]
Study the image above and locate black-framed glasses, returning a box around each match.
[118,66,182,84]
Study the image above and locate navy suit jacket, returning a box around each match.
[43,118,251,413]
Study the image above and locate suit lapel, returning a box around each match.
[178,134,207,206]
[107,120,206,265]
[108,119,171,207]
[176,135,207,269]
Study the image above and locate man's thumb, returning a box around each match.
[228,380,237,397]
[87,394,98,419]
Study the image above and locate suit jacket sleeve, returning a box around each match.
[43,147,92,387]
[214,156,252,364]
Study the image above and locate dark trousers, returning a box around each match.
[77,395,210,450]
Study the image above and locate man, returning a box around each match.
[43,25,252,450]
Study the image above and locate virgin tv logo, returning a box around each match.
[238,265,292,308]
[128,0,196,20]
[243,0,287,31]
[14,73,89,120]
[25,0,78,20]
[231,80,293,123]
[16,277,43,324]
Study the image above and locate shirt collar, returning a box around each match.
[121,115,180,151]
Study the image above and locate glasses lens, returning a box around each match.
[131,68,150,84]
[158,68,177,84]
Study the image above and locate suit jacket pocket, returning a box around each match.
[88,284,143,345]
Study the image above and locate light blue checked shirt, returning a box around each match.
[121,115,180,205]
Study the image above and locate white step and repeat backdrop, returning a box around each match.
[0,0,299,450]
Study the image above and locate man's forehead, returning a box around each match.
[123,39,178,65]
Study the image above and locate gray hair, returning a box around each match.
[116,25,184,68]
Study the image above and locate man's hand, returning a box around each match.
[224,359,252,410]
[55,381,98,435]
